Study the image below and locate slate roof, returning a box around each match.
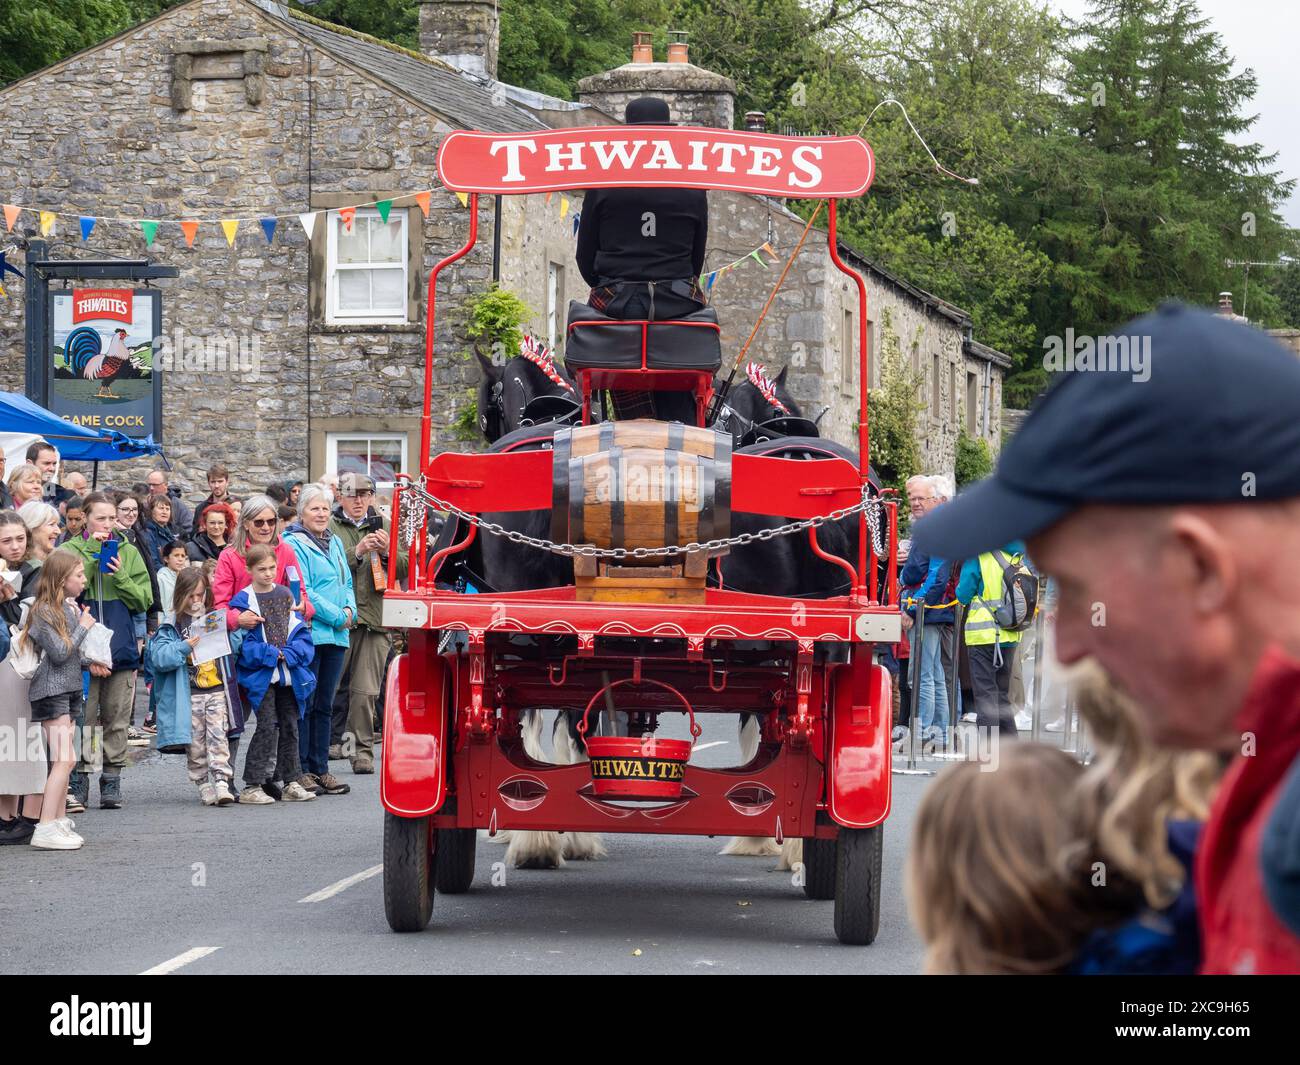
[249,0,546,133]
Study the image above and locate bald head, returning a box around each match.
[1028,499,1300,750]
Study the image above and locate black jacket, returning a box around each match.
[575,187,708,287]
[186,532,226,563]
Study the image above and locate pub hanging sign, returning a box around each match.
[48,287,163,438]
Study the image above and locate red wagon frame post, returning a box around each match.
[378,124,900,944]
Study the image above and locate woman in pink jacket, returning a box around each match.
[213,494,314,630]
[211,494,313,799]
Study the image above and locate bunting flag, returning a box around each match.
[559,196,570,220]
[454,191,468,208]
[338,206,356,233]
[39,211,58,236]
[545,191,554,205]
[260,217,277,244]
[750,248,769,267]
[221,219,239,245]
[79,216,96,241]
[140,220,159,246]
[414,191,431,218]
[3,205,18,231]
[298,212,318,240]
[705,272,718,292]
[375,199,392,224]
[181,220,199,247]
[572,211,581,237]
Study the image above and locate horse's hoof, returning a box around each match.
[562,832,608,860]
[506,831,565,869]
[775,837,803,871]
[720,836,782,857]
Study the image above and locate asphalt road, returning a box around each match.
[0,711,934,975]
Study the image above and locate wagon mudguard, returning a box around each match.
[826,657,892,829]
[380,649,449,818]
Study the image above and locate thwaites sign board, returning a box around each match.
[48,287,162,439]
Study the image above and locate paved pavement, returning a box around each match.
[0,710,937,975]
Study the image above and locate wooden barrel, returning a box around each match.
[552,420,731,559]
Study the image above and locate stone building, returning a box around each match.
[0,0,1008,498]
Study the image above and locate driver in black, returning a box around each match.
[576,97,709,321]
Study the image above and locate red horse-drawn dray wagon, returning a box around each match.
[379,125,901,944]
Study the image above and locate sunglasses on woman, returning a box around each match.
[250,517,276,528]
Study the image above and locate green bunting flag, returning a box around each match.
[140,220,159,246]
[376,199,393,224]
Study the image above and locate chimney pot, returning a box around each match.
[745,111,766,132]
[632,31,653,64]
[667,31,689,64]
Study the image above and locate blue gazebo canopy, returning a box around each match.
[0,391,163,462]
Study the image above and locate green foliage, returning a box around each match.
[0,0,185,84]
[289,0,419,51]
[954,430,993,486]
[463,283,534,363]
[450,389,481,443]
[864,310,925,499]
[498,0,670,101]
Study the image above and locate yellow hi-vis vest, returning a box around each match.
[964,551,1024,647]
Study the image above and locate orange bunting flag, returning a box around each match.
[181,220,200,247]
[338,206,356,232]
[545,191,553,204]
[414,191,431,218]
[3,205,19,231]
[221,219,239,246]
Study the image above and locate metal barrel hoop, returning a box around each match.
[576,677,702,747]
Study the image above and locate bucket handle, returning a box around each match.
[576,678,702,748]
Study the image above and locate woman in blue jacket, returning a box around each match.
[283,484,355,795]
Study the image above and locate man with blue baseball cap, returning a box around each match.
[913,303,1300,974]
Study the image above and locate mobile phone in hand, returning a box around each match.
[98,539,119,573]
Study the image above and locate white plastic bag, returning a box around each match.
[5,624,40,680]
[82,622,114,669]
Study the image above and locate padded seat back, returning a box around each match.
[565,300,722,373]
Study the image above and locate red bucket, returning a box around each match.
[578,679,701,800]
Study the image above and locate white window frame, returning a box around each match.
[325,431,409,491]
[547,261,565,351]
[325,208,409,325]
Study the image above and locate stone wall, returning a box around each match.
[576,61,736,130]
[0,0,491,499]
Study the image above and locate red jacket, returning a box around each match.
[212,539,314,631]
[1196,644,1300,974]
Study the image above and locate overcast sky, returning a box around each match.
[1052,0,1300,228]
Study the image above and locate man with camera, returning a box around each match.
[329,473,406,774]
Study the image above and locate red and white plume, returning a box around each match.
[744,361,790,414]
[519,334,575,393]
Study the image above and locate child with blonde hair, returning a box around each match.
[22,549,96,849]
[906,667,1222,974]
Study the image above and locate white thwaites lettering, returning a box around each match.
[747,145,783,177]
[589,139,647,169]
[687,140,709,170]
[643,140,682,170]
[709,142,748,173]
[489,138,538,182]
[544,141,587,171]
[788,145,824,188]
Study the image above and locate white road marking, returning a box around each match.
[299,864,383,903]
[140,946,220,975]
[691,741,729,752]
